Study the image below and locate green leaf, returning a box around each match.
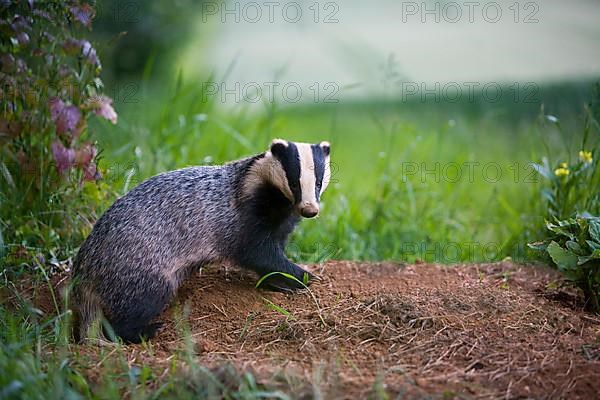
[556,217,578,227]
[261,297,295,320]
[566,240,584,255]
[0,224,4,259]
[577,256,591,265]
[540,188,556,207]
[587,240,600,251]
[578,251,600,265]
[255,271,304,289]
[255,271,327,327]
[0,161,15,189]
[527,241,549,251]
[547,241,578,271]
[532,162,551,179]
[588,218,600,243]
[546,219,577,240]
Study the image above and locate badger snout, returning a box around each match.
[300,203,319,218]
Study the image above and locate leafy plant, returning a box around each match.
[528,90,600,311]
[0,0,116,265]
[529,216,600,312]
[532,106,599,220]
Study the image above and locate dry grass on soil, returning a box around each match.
[14,261,600,399]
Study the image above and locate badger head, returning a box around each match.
[251,138,331,218]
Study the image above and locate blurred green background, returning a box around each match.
[89,0,600,264]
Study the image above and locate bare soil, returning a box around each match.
[17,261,600,399]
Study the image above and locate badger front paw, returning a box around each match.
[258,269,315,293]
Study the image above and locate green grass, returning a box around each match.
[1,78,598,399]
[91,79,597,265]
[0,289,295,399]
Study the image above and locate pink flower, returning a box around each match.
[48,97,84,137]
[70,3,95,28]
[82,161,101,181]
[74,142,97,168]
[85,95,117,124]
[51,140,75,175]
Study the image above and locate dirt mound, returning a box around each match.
[17,261,600,398]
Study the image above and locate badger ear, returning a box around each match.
[270,138,288,157]
[319,141,330,156]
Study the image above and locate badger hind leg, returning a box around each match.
[107,321,163,344]
[103,274,175,344]
[71,285,105,343]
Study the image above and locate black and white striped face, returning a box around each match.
[267,138,331,218]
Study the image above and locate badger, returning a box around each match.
[71,139,331,343]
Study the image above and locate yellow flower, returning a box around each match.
[554,167,570,177]
[559,162,568,168]
[579,150,593,164]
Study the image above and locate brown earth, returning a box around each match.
[15,261,600,399]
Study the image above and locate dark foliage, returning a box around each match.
[0,0,116,264]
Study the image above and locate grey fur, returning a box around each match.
[71,140,330,343]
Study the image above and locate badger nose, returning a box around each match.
[300,205,319,218]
